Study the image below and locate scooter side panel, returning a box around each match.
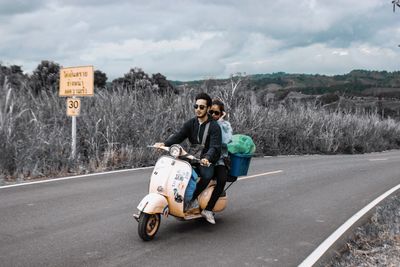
[165,160,192,217]
[198,185,228,212]
[137,193,168,214]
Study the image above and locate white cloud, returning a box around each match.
[332,50,349,56]
[0,0,399,80]
[81,32,221,61]
[224,42,399,76]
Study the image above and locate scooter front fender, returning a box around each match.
[137,193,168,215]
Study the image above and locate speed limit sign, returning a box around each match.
[66,98,81,117]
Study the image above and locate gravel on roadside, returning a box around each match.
[327,191,400,267]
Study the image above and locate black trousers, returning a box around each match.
[192,165,227,211]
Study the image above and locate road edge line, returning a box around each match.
[298,183,400,267]
[0,166,154,189]
[1,168,283,189]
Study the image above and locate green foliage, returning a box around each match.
[30,60,60,95]
[2,65,400,181]
[0,64,29,89]
[111,67,175,95]
[94,70,108,88]
[317,93,340,105]
[179,70,400,98]
[151,73,176,95]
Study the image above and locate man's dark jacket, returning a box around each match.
[164,116,222,164]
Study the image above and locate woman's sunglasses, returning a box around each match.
[193,104,206,110]
[209,110,221,116]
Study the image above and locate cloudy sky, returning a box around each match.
[0,0,399,81]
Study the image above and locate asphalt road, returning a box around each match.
[1,151,399,267]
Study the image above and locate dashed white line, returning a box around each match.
[238,170,283,180]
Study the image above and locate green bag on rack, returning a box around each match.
[227,134,256,155]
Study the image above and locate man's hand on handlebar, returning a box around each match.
[153,142,166,152]
[200,158,210,166]
[154,142,165,148]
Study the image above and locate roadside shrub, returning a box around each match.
[1,78,400,181]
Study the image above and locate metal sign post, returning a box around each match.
[66,97,81,159]
[71,109,77,159]
[59,66,94,160]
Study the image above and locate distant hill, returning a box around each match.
[171,70,400,98]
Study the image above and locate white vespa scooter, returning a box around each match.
[133,144,227,241]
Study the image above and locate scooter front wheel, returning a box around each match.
[138,213,161,241]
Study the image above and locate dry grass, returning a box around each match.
[327,193,400,267]
[1,80,400,181]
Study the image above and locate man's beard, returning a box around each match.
[196,112,207,118]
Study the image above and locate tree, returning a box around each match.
[112,67,148,88]
[30,60,60,94]
[94,70,108,88]
[10,65,23,74]
[0,64,27,88]
[393,0,400,12]
[151,73,175,95]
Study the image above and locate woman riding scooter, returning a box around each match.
[196,99,233,224]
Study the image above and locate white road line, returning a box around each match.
[1,168,283,189]
[0,166,154,189]
[368,158,388,161]
[238,170,283,180]
[298,183,400,267]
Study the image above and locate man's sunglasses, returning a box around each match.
[193,104,207,110]
[209,110,221,116]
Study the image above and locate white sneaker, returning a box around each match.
[201,209,216,224]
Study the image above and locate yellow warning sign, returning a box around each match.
[66,98,81,117]
[60,66,94,97]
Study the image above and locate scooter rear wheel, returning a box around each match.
[138,213,161,241]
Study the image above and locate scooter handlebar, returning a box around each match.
[148,144,211,167]
[148,144,169,152]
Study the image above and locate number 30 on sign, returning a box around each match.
[67,98,81,117]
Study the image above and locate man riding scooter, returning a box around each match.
[154,92,222,224]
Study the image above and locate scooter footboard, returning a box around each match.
[137,193,168,215]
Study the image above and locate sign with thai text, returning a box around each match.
[59,66,94,96]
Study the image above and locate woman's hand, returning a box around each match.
[218,111,226,121]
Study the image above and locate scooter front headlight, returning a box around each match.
[169,145,182,158]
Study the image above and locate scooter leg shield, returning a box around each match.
[137,193,168,215]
